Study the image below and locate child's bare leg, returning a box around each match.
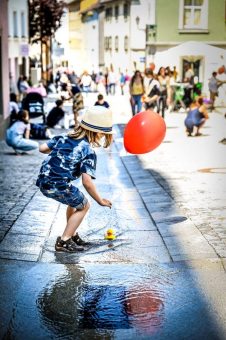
[66,205,75,222]
[62,203,90,241]
[196,120,205,135]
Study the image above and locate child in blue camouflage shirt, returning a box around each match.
[36,106,113,252]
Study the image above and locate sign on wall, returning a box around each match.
[20,43,29,57]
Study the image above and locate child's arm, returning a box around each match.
[199,105,209,119]
[82,173,112,208]
[39,143,51,154]
[25,128,30,139]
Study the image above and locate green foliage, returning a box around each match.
[29,0,67,43]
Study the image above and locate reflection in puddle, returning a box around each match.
[79,284,164,334]
[125,286,164,334]
[36,264,168,338]
[2,263,222,339]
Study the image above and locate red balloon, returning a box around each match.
[124,110,166,154]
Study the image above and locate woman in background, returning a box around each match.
[129,70,145,115]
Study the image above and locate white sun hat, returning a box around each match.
[78,105,113,134]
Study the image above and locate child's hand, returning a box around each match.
[100,198,112,208]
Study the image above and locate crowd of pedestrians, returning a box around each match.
[128,63,203,119]
[6,62,226,155]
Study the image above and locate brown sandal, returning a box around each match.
[55,237,84,252]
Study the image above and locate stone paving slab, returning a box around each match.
[114,124,223,264]
[0,109,225,267]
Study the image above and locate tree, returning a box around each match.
[28,0,67,82]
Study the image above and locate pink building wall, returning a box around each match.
[0,0,10,139]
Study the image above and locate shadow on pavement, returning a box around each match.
[0,122,225,339]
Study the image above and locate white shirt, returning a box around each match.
[81,74,92,87]
[208,77,218,93]
[9,101,19,114]
[8,121,30,137]
[108,71,117,84]
[144,77,160,96]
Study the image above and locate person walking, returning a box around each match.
[143,69,160,111]
[157,67,169,118]
[208,71,224,111]
[120,72,126,95]
[6,110,39,154]
[36,106,113,252]
[108,66,117,95]
[18,76,30,101]
[129,70,145,115]
[80,71,92,93]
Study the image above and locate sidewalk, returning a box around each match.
[0,127,171,263]
[1,114,224,266]
[1,95,226,339]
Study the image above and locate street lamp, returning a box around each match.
[135,16,147,67]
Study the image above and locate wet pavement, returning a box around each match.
[1,93,226,339]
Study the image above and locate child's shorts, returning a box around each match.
[39,182,88,210]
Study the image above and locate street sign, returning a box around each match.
[140,57,146,63]
[53,47,64,57]
[20,43,29,57]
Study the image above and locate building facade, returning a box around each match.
[0,0,10,139]
[153,0,226,96]
[8,0,29,93]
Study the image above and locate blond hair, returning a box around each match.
[68,124,113,148]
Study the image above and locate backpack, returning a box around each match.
[148,79,160,97]
[30,123,50,139]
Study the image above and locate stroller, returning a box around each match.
[22,92,46,123]
[22,92,50,139]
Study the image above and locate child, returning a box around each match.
[36,106,113,252]
[6,109,39,154]
[46,99,65,128]
[94,94,110,108]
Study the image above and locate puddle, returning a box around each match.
[35,264,168,338]
[1,262,222,339]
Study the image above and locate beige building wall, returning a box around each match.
[68,2,85,73]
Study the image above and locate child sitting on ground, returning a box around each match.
[46,99,65,128]
[36,106,113,252]
[6,110,39,154]
[94,94,110,108]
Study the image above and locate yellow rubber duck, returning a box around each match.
[105,228,116,240]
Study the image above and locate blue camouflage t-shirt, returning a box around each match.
[36,135,96,187]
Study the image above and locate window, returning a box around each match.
[123,3,129,20]
[105,7,113,21]
[179,0,208,30]
[13,11,18,37]
[21,12,25,37]
[104,37,109,51]
[115,5,119,20]
[115,36,119,51]
[109,37,112,50]
[124,36,129,52]
[104,37,112,51]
